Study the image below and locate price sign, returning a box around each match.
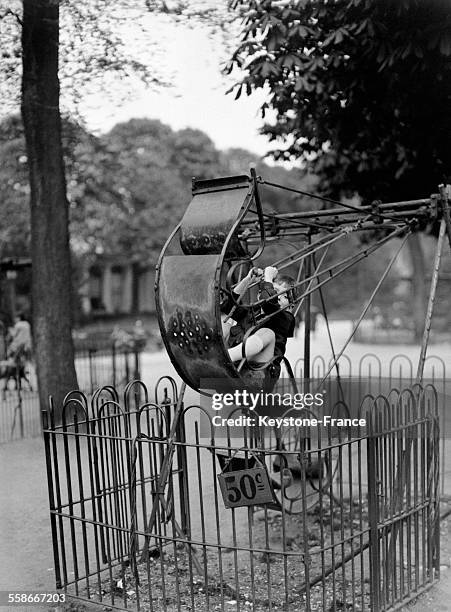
[218,466,274,509]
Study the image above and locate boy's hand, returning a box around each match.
[264,266,278,282]
[246,267,263,280]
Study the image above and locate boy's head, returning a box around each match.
[273,274,298,308]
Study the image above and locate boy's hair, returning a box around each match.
[276,274,298,304]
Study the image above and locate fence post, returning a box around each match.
[133,347,140,381]
[431,410,441,580]
[112,342,116,388]
[367,414,381,612]
[175,400,190,536]
[124,351,130,383]
[17,368,24,439]
[88,348,95,395]
[42,405,62,588]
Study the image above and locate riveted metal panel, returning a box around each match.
[157,254,237,390]
[180,183,252,256]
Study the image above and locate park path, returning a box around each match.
[0,436,56,593]
[1,320,451,610]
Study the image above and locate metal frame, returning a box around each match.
[42,377,440,611]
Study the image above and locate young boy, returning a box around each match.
[221,267,299,487]
[221,266,297,387]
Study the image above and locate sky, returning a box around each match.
[80,12,273,157]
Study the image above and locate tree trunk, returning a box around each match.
[21,0,78,421]
[407,233,427,342]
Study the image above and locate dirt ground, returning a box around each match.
[405,512,451,612]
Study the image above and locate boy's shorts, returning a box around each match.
[227,324,245,348]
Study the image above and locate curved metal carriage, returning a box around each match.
[156,172,268,393]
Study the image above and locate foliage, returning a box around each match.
[0,1,147,115]
[227,0,451,201]
[82,119,230,263]
[0,115,307,267]
[0,115,29,257]
[0,0,238,117]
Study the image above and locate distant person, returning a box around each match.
[8,313,32,362]
[111,325,133,351]
[132,319,149,351]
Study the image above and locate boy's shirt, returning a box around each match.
[258,281,295,364]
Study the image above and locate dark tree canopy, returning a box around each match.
[228,0,451,201]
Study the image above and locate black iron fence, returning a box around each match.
[0,344,141,444]
[284,353,449,496]
[43,378,440,611]
[75,343,141,395]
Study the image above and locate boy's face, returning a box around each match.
[273,280,290,308]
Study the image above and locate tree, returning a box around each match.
[0,0,233,419]
[228,0,451,336]
[1,0,166,418]
[21,0,78,414]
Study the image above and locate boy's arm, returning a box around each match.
[220,290,247,321]
[259,266,280,314]
[221,268,261,321]
[233,267,262,297]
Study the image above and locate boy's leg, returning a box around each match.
[228,328,275,363]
